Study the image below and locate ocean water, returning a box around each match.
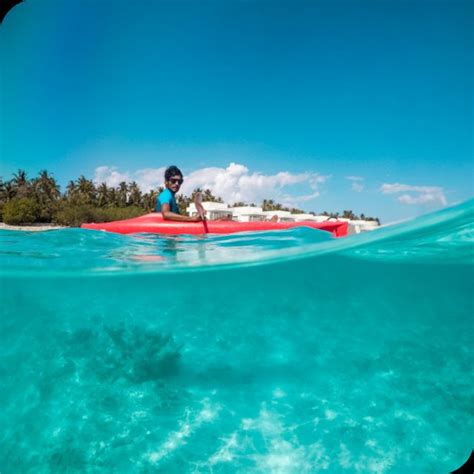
[0,201,473,473]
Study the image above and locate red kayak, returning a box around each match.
[81,213,348,237]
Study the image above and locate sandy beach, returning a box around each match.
[0,223,66,232]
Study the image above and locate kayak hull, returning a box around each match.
[81,213,348,237]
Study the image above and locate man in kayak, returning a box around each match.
[156,166,204,222]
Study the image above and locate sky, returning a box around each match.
[1,0,472,223]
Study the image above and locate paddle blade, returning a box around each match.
[194,192,206,220]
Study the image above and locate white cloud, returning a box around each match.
[93,166,166,192]
[94,166,131,188]
[398,193,443,205]
[181,163,328,206]
[93,162,328,206]
[380,183,447,206]
[345,176,364,192]
[134,167,167,192]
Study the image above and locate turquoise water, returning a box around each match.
[1,201,473,473]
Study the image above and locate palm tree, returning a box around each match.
[11,169,30,198]
[202,188,222,203]
[62,180,76,207]
[96,182,110,207]
[176,194,191,215]
[0,179,15,202]
[342,210,357,220]
[11,169,28,186]
[290,207,304,214]
[107,187,118,207]
[66,180,77,197]
[34,170,60,201]
[128,181,142,206]
[141,190,158,211]
[0,179,14,220]
[117,181,128,207]
[31,170,61,221]
[77,176,96,204]
[262,199,272,211]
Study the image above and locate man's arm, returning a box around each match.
[161,203,203,222]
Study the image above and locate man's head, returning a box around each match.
[164,165,183,193]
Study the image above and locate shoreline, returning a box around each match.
[0,223,67,232]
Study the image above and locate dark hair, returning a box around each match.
[165,165,183,181]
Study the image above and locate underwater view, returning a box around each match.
[1,200,473,473]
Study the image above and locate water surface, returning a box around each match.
[1,201,473,473]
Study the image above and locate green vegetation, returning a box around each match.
[53,205,145,227]
[2,198,40,225]
[176,188,224,214]
[320,210,380,224]
[262,199,305,214]
[0,169,380,226]
[0,170,157,226]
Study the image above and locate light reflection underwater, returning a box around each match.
[0,200,473,472]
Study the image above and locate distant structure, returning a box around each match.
[187,202,380,233]
[187,202,231,220]
[337,218,379,234]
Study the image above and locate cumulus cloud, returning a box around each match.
[345,176,364,192]
[94,163,328,206]
[181,163,328,206]
[94,166,166,192]
[380,183,447,206]
[94,166,131,188]
[134,168,167,192]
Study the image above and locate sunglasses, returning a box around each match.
[169,178,184,185]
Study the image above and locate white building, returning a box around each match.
[230,206,265,222]
[348,219,379,234]
[335,217,379,234]
[185,201,380,232]
[291,213,331,222]
[261,210,295,222]
[186,202,233,220]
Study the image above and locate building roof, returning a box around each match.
[187,202,229,212]
[231,206,264,214]
[261,210,293,217]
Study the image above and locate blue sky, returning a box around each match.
[1,0,472,222]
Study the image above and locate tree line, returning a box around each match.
[0,170,379,226]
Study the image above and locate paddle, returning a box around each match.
[194,191,208,233]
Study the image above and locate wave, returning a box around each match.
[0,200,472,472]
[0,199,472,277]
